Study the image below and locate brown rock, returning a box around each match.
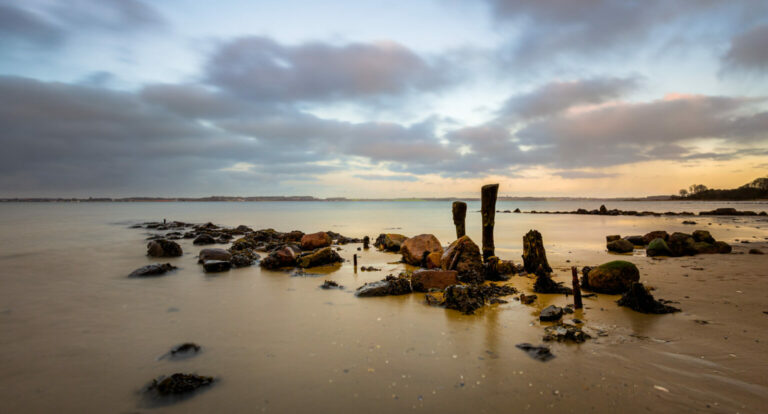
[411,269,459,292]
[440,235,484,283]
[606,235,621,242]
[300,232,332,250]
[642,230,669,245]
[147,239,182,257]
[374,233,408,252]
[425,251,442,269]
[197,248,232,264]
[400,234,443,266]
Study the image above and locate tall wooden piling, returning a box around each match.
[452,201,467,239]
[481,184,499,262]
[571,266,583,309]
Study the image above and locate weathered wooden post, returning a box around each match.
[363,236,370,249]
[481,184,499,262]
[452,201,467,238]
[522,230,552,274]
[353,253,358,269]
[571,266,583,309]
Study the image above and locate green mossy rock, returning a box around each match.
[607,239,634,253]
[587,261,640,294]
[646,238,672,257]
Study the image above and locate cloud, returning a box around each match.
[205,36,455,103]
[551,171,618,179]
[49,0,166,31]
[722,24,768,74]
[0,3,64,46]
[353,174,419,182]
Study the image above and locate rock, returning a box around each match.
[607,239,634,253]
[542,324,591,343]
[519,293,537,304]
[297,247,343,268]
[539,305,563,322]
[230,237,256,251]
[642,230,669,245]
[693,242,718,254]
[300,232,332,250]
[129,263,177,277]
[202,260,231,273]
[146,373,214,396]
[165,343,201,359]
[230,252,259,267]
[606,235,621,242]
[624,235,645,246]
[513,208,521,213]
[617,283,681,314]
[587,261,639,294]
[355,275,412,297]
[400,234,443,266]
[522,230,552,274]
[193,234,216,245]
[259,246,297,269]
[692,230,715,244]
[147,239,183,257]
[682,220,696,225]
[374,233,408,252]
[714,241,732,254]
[749,248,764,255]
[599,204,608,214]
[360,266,381,271]
[496,259,516,275]
[197,248,231,263]
[440,236,484,283]
[411,269,458,292]
[442,284,485,314]
[515,343,555,362]
[646,238,673,257]
[320,280,343,289]
[667,232,697,256]
[425,251,442,269]
[533,267,572,294]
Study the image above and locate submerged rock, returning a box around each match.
[617,282,681,314]
[296,247,343,268]
[440,235,484,284]
[300,232,332,250]
[411,269,458,292]
[539,305,563,322]
[607,239,634,253]
[129,263,177,277]
[197,248,231,263]
[646,238,673,257]
[147,239,183,257]
[522,230,552,274]
[146,373,214,396]
[400,234,443,266]
[202,260,231,273]
[355,275,412,297]
[193,234,216,245]
[515,343,555,362]
[587,261,639,294]
[374,233,408,252]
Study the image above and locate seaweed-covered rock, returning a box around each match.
[193,234,216,245]
[519,293,537,304]
[355,275,412,297]
[693,242,718,254]
[129,263,177,277]
[147,239,183,257]
[320,280,343,289]
[646,238,672,257]
[296,247,343,268]
[300,232,332,250]
[642,230,669,245]
[440,235,484,283]
[259,246,297,269]
[146,373,214,396]
[230,237,256,251]
[230,251,259,267]
[440,283,517,314]
[522,230,552,274]
[587,261,639,294]
[607,239,634,253]
[411,269,458,292]
[197,248,231,263]
[533,266,573,294]
[692,230,715,244]
[400,234,443,266]
[539,305,563,322]
[617,283,680,314]
[374,233,408,252]
[667,232,697,256]
[202,260,231,273]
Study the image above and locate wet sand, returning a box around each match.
[0,202,767,413]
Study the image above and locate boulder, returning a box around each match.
[129,263,177,277]
[624,235,645,246]
[599,205,608,214]
[296,247,343,268]
[606,235,621,242]
[230,251,259,267]
[197,248,231,263]
[202,260,231,273]
[440,235,484,283]
[259,246,297,269]
[425,251,442,269]
[646,238,673,257]
[300,232,332,250]
[617,283,680,314]
[147,239,183,257]
[667,232,697,256]
[230,237,256,251]
[587,261,639,294]
[692,230,715,244]
[355,275,412,297]
[411,269,458,292]
[693,242,718,254]
[714,241,732,253]
[539,305,563,322]
[400,234,443,266]
[193,234,216,245]
[374,233,408,252]
[642,230,669,245]
[496,259,516,275]
[607,239,634,253]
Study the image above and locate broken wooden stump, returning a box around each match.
[481,184,499,262]
[452,201,467,238]
[522,229,552,274]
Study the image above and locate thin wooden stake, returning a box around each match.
[353,253,358,270]
[571,266,583,309]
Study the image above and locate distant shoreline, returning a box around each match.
[1,196,767,203]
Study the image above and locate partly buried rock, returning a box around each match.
[617,283,680,314]
[375,233,408,252]
[193,234,216,245]
[586,261,639,294]
[519,293,537,305]
[749,248,765,255]
[425,251,442,269]
[159,343,201,360]
[543,324,591,343]
[400,234,443,266]
[297,247,343,268]
[411,269,458,292]
[539,305,563,322]
[642,230,669,245]
[259,246,297,269]
[147,239,183,257]
[146,373,214,396]
[355,275,412,297]
[202,260,231,273]
[607,239,634,253]
[440,235,484,284]
[646,238,673,257]
[515,343,555,362]
[692,230,715,244]
[714,241,732,254]
[129,263,177,277]
[300,232,332,250]
[624,235,645,246]
[197,248,231,263]
[667,232,697,256]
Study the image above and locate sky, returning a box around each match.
[0,0,767,198]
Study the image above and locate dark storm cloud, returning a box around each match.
[205,36,454,102]
[722,24,768,74]
[0,3,64,46]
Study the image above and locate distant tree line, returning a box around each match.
[676,177,768,200]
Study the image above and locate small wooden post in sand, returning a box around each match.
[452,201,467,238]
[363,236,370,249]
[353,253,358,270]
[571,266,583,309]
[481,184,499,262]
